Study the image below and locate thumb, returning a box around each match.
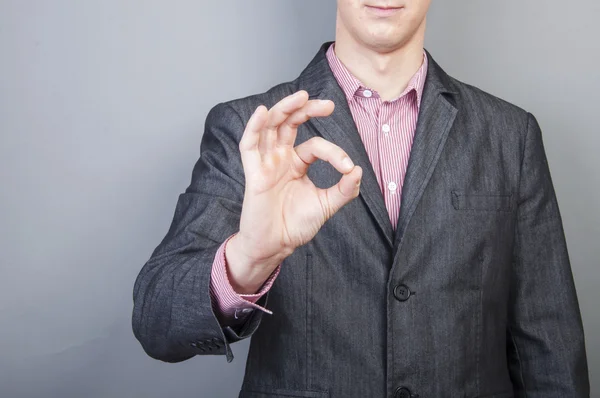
[323,166,363,217]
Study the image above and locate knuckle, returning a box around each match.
[298,109,309,120]
[282,119,294,130]
[312,136,325,145]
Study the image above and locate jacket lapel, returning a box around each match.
[393,51,458,253]
[296,44,459,252]
[298,42,394,248]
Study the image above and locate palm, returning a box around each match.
[242,146,330,256]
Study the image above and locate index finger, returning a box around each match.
[263,90,310,131]
[277,99,335,147]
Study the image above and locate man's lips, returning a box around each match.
[365,5,404,16]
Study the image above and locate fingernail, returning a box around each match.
[356,178,361,187]
[342,157,354,170]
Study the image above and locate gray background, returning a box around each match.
[0,1,597,397]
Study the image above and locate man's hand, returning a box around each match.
[225,90,363,294]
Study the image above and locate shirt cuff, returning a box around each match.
[209,232,281,321]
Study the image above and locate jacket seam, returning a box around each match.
[507,326,527,397]
[516,113,532,207]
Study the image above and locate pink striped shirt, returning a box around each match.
[209,43,428,323]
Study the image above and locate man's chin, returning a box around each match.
[360,35,410,54]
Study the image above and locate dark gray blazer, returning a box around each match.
[132,42,589,397]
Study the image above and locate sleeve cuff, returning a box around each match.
[209,232,281,320]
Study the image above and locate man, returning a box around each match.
[132,0,589,396]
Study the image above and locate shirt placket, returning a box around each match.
[378,101,400,228]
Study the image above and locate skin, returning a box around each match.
[335,0,431,100]
[226,0,432,294]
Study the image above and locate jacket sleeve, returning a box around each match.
[507,112,589,396]
[132,102,269,363]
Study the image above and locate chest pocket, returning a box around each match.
[451,191,513,211]
[239,386,329,398]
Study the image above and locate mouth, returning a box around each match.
[365,4,404,17]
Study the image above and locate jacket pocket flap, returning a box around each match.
[451,191,513,211]
[239,385,329,398]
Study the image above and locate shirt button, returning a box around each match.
[382,124,391,133]
[363,89,373,98]
[388,181,397,192]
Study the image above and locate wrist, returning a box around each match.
[225,233,290,294]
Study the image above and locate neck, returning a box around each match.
[334,21,426,101]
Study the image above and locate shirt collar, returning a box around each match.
[325,42,428,109]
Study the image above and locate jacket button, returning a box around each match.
[394,387,412,398]
[393,284,412,302]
